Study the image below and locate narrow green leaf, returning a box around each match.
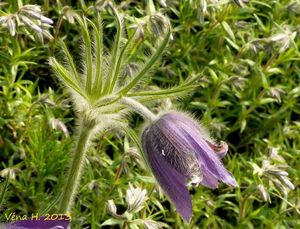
[0,51,10,61]
[254,14,265,31]
[208,68,218,82]
[88,16,103,98]
[240,119,247,133]
[49,57,85,98]
[127,75,198,97]
[108,28,138,94]
[39,193,62,216]
[258,98,276,105]
[224,37,240,51]
[75,16,93,95]
[128,85,195,97]
[221,21,235,41]
[101,218,124,226]
[60,40,81,84]
[0,175,9,206]
[118,27,171,95]
[103,6,122,95]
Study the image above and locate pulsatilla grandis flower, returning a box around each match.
[141,111,237,221]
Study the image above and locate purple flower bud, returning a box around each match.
[7,215,70,229]
[141,111,237,221]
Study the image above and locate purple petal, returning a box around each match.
[141,111,238,221]
[205,140,228,159]
[162,113,228,158]
[201,167,219,189]
[160,112,208,139]
[184,131,237,187]
[153,118,202,179]
[7,216,70,229]
[142,127,193,221]
[158,113,237,187]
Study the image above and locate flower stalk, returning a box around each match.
[121,97,156,122]
[59,119,95,213]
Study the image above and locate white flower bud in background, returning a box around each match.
[20,5,53,24]
[247,39,265,53]
[158,0,167,8]
[125,147,144,168]
[0,4,53,39]
[268,170,288,177]
[148,13,170,36]
[234,21,249,30]
[269,148,285,162]
[272,178,287,195]
[270,26,297,53]
[61,6,78,24]
[228,76,247,91]
[107,199,117,216]
[257,184,271,203]
[94,0,109,11]
[88,180,100,192]
[19,15,42,33]
[278,176,295,190]
[49,118,69,137]
[252,147,295,202]
[21,5,41,13]
[198,0,207,24]
[233,0,246,7]
[6,16,16,36]
[200,0,207,13]
[143,219,168,229]
[0,16,8,25]
[106,199,127,219]
[1,168,19,180]
[268,87,285,104]
[287,1,300,14]
[125,185,148,213]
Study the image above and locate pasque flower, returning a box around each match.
[141,111,238,221]
[50,1,200,217]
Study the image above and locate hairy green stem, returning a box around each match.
[59,122,94,213]
[59,98,154,213]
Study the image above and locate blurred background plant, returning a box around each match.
[0,0,299,228]
[103,184,169,228]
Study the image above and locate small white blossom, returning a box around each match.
[1,168,18,179]
[107,199,117,215]
[125,185,147,213]
[257,184,271,203]
[270,27,297,53]
[0,4,53,38]
[143,219,168,229]
[49,118,69,137]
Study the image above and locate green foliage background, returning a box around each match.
[0,0,299,228]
